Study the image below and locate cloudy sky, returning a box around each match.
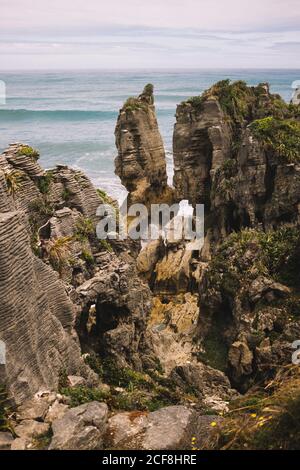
[0,0,299,69]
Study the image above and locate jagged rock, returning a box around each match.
[67,375,86,388]
[173,97,231,206]
[248,277,290,303]
[107,407,222,450]
[115,85,172,205]
[107,411,148,448]
[0,208,95,403]
[170,363,237,406]
[136,239,163,277]
[138,406,200,450]
[14,420,50,440]
[228,341,254,380]
[10,438,27,450]
[153,242,200,294]
[16,398,49,421]
[147,293,199,374]
[49,401,108,450]
[45,400,69,423]
[76,251,152,369]
[0,432,14,450]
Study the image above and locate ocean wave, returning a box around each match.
[0,108,118,121]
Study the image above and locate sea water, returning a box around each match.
[0,69,299,201]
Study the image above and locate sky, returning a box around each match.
[0,0,299,69]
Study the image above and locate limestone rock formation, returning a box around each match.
[0,203,95,403]
[107,405,219,450]
[76,251,153,370]
[173,80,300,241]
[173,96,231,206]
[0,143,153,404]
[115,84,173,205]
[198,228,300,389]
[49,401,108,450]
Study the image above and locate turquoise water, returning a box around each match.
[0,69,299,199]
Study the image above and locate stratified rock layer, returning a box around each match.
[115,85,172,205]
[0,173,94,404]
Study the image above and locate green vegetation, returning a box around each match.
[205,79,255,123]
[83,353,103,376]
[4,169,23,197]
[220,159,238,179]
[81,248,95,266]
[99,239,113,253]
[197,321,229,372]
[143,83,154,96]
[16,145,39,161]
[211,226,300,288]
[31,429,52,450]
[37,171,53,194]
[75,217,95,242]
[185,95,205,112]
[123,97,147,112]
[69,357,190,413]
[29,198,54,218]
[44,236,73,271]
[97,188,109,202]
[250,117,300,162]
[61,187,72,202]
[204,365,300,450]
[101,359,152,389]
[60,386,110,407]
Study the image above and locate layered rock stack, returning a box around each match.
[115,84,173,206]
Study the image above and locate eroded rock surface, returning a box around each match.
[49,401,108,450]
[115,84,173,205]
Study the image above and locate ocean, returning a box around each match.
[0,69,299,201]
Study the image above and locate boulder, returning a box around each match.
[49,401,108,450]
[10,437,27,450]
[107,411,148,448]
[16,398,49,421]
[228,341,254,380]
[0,431,14,450]
[140,406,199,450]
[45,400,69,423]
[14,420,50,440]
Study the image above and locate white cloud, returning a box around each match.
[0,0,299,68]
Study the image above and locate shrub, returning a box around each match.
[99,239,113,253]
[81,248,95,266]
[123,97,146,112]
[143,83,154,96]
[250,117,300,162]
[83,353,103,377]
[60,386,110,407]
[4,169,23,196]
[44,236,73,271]
[204,365,300,450]
[16,145,39,161]
[61,187,72,202]
[186,95,205,112]
[75,217,95,242]
[37,171,53,194]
